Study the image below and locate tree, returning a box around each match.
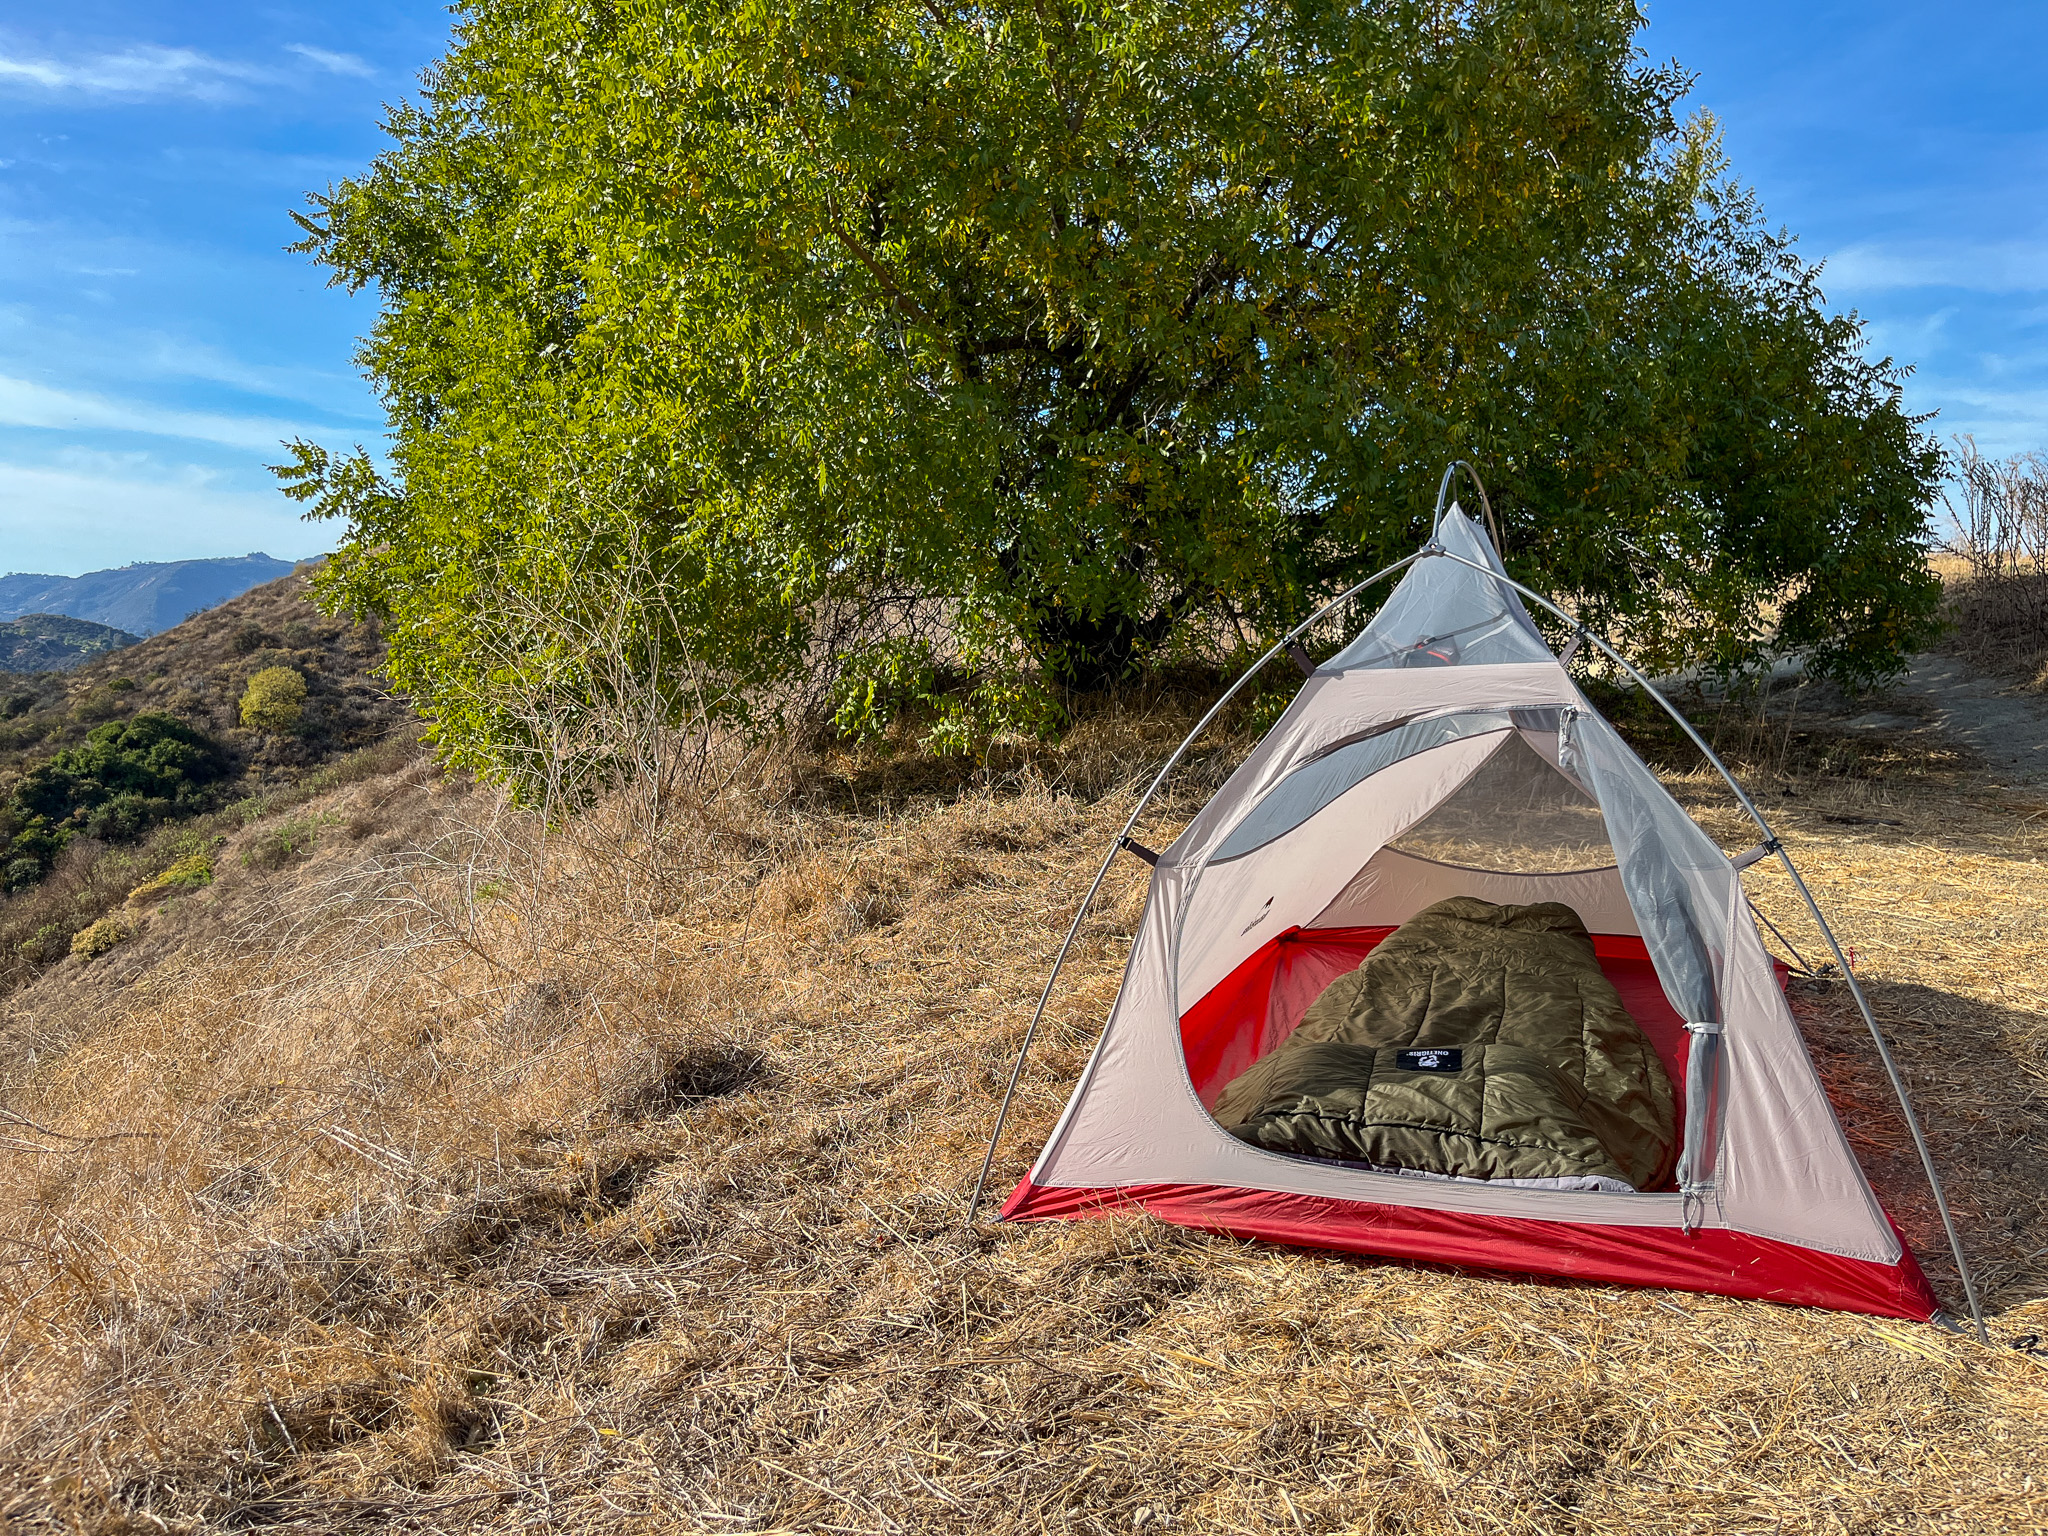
[241,666,310,733]
[281,0,1943,767]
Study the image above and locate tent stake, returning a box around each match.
[1430,546,1990,1344]
[966,550,1426,1228]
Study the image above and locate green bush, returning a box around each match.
[242,815,325,871]
[127,852,215,906]
[241,667,309,733]
[70,916,129,960]
[69,687,127,724]
[0,713,229,889]
[232,622,276,656]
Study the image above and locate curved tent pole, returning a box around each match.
[1430,546,1988,1343]
[1431,460,1502,551]
[965,550,1428,1229]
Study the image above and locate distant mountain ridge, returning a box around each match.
[0,554,299,637]
[0,614,141,673]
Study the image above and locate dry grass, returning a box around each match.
[1933,438,2048,686]
[0,684,2044,1534]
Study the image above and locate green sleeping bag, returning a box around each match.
[1212,897,1678,1191]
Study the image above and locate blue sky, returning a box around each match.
[0,3,448,575]
[1,3,2043,576]
[1644,1,2048,470]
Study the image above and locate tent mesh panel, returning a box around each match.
[1388,734,1616,875]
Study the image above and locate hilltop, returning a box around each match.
[0,566,412,990]
[0,553,298,637]
[0,670,2042,1532]
[0,613,139,673]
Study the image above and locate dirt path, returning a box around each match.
[1885,653,2048,786]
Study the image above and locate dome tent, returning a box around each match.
[972,468,1982,1333]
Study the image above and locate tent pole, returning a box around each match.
[1431,461,1500,549]
[966,551,1427,1228]
[1430,546,1990,1343]
[1769,849,1989,1343]
[1749,898,1818,976]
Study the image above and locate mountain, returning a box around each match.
[0,553,299,637]
[0,564,414,981]
[0,566,407,796]
[0,613,141,673]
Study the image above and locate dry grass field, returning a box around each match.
[0,679,2044,1534]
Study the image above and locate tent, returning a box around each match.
[974,468,1982,1332]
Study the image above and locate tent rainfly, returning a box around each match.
[972,466,1983,1335]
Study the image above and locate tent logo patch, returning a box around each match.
[1396,1048,1463,1072]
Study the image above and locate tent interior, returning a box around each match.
[1175,714,1701,1193]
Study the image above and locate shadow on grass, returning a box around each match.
[1794,976,2048,1319]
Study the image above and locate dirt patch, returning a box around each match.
[1888,651,2048,785]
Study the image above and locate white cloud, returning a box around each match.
[0,458,327,575]
[1824,241,2048,296]
[0,41,379,101]
[0,44,264,102]
[135,339,380,419]
[285,44,373,79]
[0,375,313,452]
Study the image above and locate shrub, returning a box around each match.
[69,687,127,724]
[1945,438,2048,673]
[242,815,323,871]
[231,622,275,656]
[127,852,215,906]
[241,667,308,733]
[69,915,128,960]
[0,713,230,887]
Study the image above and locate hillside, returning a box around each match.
[0,678,2042,1532]
[0,613,139,673]
[0,566,412,990]
[0,553,297,637]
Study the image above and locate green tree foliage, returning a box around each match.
[0,714,230,889]
[281,0,1943,765]
[240,666,310,733]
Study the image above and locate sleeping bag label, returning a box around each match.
[1395,1047,1464,1072]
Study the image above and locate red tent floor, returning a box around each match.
[1003,926,1942,1320]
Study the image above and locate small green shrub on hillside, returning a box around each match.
[69,915,129,960]
[232,622,276,656]
[242,814,325,871]
[126,852,215,906]
[69,687,127,724]
[240,667,308,733]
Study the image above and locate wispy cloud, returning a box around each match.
[285,44,373,79]
[0,44,265,103]
[137,339,380,419]
[0,375,311,452]
[1825,241,2048,296]
[0,40,375,102]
